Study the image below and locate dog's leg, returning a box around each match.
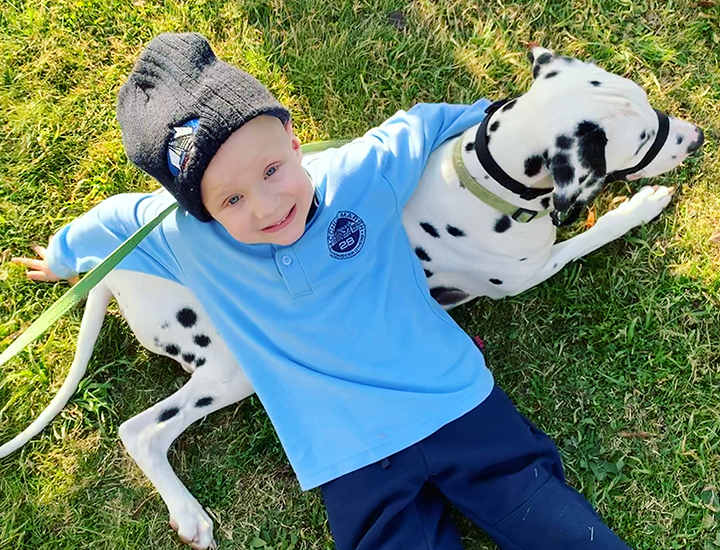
[510,186,673,295]
[118,360,254,550]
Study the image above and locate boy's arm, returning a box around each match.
[367,99,492,208]
[16,193,184,284]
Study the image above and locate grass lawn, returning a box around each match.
[1,0,719,548]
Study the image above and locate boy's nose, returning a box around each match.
[253,190,282,219]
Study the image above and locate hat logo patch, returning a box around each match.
[327,211,366,259]
[167,118,199,177]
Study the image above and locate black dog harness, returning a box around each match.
[470,99,670,227]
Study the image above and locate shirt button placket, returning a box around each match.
[274,248,312,297]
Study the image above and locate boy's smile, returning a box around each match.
[201,115,313,246]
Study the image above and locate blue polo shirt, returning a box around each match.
[47,100,495,489]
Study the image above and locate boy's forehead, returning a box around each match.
[219,116,286,160]
[201,116,289,193]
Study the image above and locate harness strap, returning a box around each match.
[473,100,554,202]
[604,110,670,183]
[450,134,551,223]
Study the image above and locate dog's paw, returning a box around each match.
[597,185,674,231]
[169,499,217,550]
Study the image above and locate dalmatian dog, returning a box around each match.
[0,47,704,549]
[403,46,704,307]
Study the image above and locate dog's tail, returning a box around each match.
[0,284,113,458]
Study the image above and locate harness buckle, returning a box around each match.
[511,208,538,223]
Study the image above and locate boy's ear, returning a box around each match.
[284,120,302,157]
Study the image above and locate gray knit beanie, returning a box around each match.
[117,32,290,222]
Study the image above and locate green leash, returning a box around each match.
[0,201,178,368]
[0,139,350,368]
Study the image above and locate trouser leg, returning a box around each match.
[423,385,632,550]
[321,446,464,550]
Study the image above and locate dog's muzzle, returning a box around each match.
[604,110,670,184]
[551,110,673,228]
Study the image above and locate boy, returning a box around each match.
[14,33,632,550]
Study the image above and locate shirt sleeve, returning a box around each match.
[365,99,491,208]
[46,192,184,284]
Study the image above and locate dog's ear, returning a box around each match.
[548,121,609,219]
[528,46,555,79]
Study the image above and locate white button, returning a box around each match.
[281,255,293,266]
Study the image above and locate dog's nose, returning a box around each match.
[688,127,704,153]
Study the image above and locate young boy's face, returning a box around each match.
[201,116,314,246]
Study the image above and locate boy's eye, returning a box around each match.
[265,166,277,178]
[228,195,242,205]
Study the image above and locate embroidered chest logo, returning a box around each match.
[327,211,366,259]
[167,118,200,177]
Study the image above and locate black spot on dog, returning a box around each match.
[182,353,195,364]
[575,121,607,174]
[484,175,489,179]
[424,269,433,278]
[420,222,440,238]
[165,344,180,356]
[634,132,651,156]
[430,287,470,307]
[159,407,179,422]
[153,336,160,346]
[556,135,573,149]
[195,397,214,408]
[524,155,543,177]
[533,64,541,79]
[519,257,527,262]
[536,52,553,65]
[446,225,465,237]
[579,174,589,184]
[501,99,517,112]
[160,322,169,330]
[561,56,574,63]
[590,80,601,87]
[176,308,197,328]
[551,153,574,186]
[541,197,551,209]
[415,247,431,262]
[490,121,500,132]
[195,358,206,368]
[465,142,475,152]
[489,279,503,285]
[545,71,559,79]
[676,135,684,145]
[194,335,211,347]
[495,216,512,233]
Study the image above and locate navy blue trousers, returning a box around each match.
[321,386,631,550]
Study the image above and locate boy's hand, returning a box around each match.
[11,244,79,285]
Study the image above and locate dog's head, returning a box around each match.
[486,47,704,225]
